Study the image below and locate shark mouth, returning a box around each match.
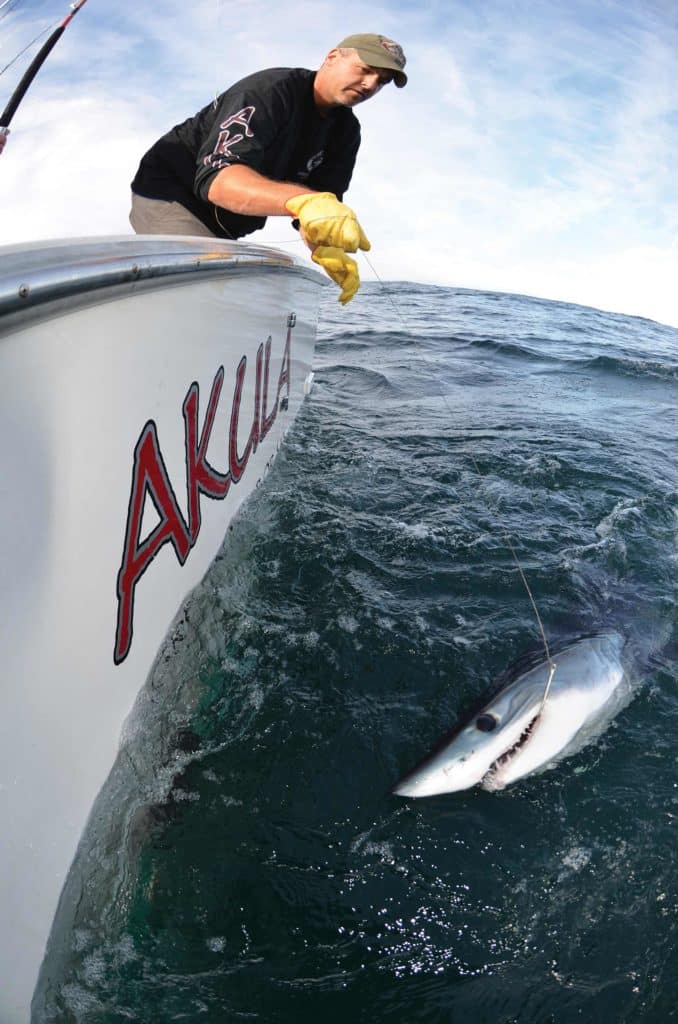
[482,712,540,788]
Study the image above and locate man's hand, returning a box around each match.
[311,245,360,304]
[0,128,9,155]
[286,192,370,253]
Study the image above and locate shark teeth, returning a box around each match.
[483,713,540,784]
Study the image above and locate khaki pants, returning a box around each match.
[129,193,216,237]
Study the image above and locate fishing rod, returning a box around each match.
[0,0,89,134]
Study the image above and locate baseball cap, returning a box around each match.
[336,33,407,87]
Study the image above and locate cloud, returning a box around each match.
[1,0,677,328]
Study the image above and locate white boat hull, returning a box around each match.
[0,237,325,1021]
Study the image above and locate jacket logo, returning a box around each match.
[297,149,325,182]
[207,105,256,164]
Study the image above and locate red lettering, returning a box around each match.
[114,422,190,664]
[114,322,293,664]
[260,336,277,440]
[260,326,291,441]
[278,323,291,398]
[183,367,231,543]
[229,344,263,483]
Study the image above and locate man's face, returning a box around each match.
[319,49,393,107]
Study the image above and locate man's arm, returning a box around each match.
[206,164,315,217]
[0,128,8,155]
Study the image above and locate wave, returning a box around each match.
[317,328,418,348]
[430,337,678,382]
[579,353,678,382]
[316,363,403,397]
[448,334,563,363]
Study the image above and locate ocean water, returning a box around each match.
[48,284,677,1022]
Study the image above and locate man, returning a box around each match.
[130,34,407,304]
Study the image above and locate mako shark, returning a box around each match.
[393,632,632,796]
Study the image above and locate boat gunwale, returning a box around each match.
[0,236,326,333]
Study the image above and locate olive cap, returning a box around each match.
[336,33,407,87]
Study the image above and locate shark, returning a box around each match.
[392,632,634,797]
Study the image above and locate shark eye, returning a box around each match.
[476,714,498,732]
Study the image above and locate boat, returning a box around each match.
[0,234,325,1021]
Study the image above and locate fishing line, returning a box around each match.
[0,19,56,79]
[213,206,236,239]
[256,232,556,702]
[0,0,18,24]
[358,252,561,708]
[144,220,559,704]
[0,20,55,77]
[362,252,405,329]
[0,0,89,129]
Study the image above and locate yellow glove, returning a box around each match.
[286,192,370,254]
[312,246,360,305]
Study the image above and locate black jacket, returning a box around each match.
[131,67,361,239]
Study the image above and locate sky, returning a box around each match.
[1,0,678,328]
